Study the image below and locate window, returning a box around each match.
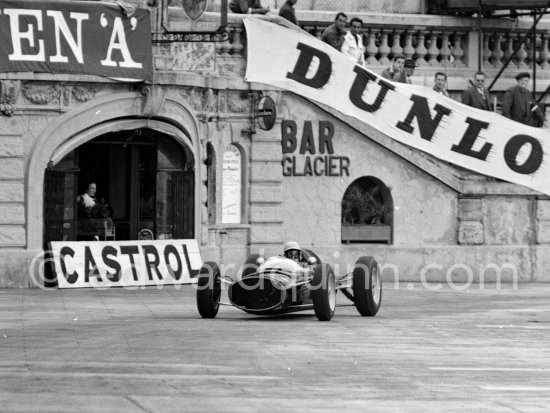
[341,176,393,244]
[205,143,216,224]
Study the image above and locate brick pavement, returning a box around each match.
[0,284,550,412]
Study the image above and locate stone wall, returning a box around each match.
[0,130,26,249]
[276,95,458,251]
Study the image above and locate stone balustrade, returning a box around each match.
[156,8,550,95]
[300,25,470,69]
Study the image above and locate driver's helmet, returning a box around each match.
[283,241,302,262]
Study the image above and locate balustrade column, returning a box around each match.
[451,32,465,66]
[378,30,391,66]
[503,33,514,64]
[427,31,439,65]
[440,31,451,65]
[390,30,403,58]
[482,32,491,67]
[231,27,244,56]
[415,31,428,67]
[527,35,539,69]
[403,30,415,60]
[365,29,379,65]
[515,33,528,68]
[490,32,504,68]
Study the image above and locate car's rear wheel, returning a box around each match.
[311,264,336,321]
[352,256,382,316]
[197,261,221,318]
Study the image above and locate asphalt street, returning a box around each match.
[0,283,549,412]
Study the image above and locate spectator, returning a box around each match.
[381,54,406,83]
[278,0,298,25]
[77,182,97,214]
[433,72,449,96]
[502,72,546,127]
[229,0,269,14]
[77,182,113,241]
[403,59,416,84]
[461,71,492,111]
[341,17,365,66]
[321,12,347,51]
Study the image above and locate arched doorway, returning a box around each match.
[43,128,195,246]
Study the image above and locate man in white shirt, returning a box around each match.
[433,72,449,96]
[341,17,365,66]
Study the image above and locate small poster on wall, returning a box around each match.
[222,145,241,224]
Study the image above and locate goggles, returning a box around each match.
[285,250,301,259]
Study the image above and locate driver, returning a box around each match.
[283,241,303,263]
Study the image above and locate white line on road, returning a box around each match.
[479,385,550,391]
[476,324,550,330]
[0,370,282,381]
[429,367,550,372]
[500,308,550,312]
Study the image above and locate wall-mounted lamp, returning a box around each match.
[254,95,277,131]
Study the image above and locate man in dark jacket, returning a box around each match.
[278,0,298,25]
[461,71,493,111]
[502,72,546,127]
[321,12,347,51]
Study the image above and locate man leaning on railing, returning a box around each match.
[321,12,347,52]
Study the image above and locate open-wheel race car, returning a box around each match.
[196,247,382,321]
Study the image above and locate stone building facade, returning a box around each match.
[1,0,549,287]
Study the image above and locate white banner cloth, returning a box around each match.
[244,17,550,195]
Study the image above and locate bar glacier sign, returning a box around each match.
[0,0,153,81]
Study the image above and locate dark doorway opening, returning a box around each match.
[44,128,195,246]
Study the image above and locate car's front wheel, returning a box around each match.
[352,256,382,316]
[196,261,221,318]
[311,264,336,321]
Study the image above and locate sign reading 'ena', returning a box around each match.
[50,240,201,288]
[244,18,550,196]
[0,0,153,81]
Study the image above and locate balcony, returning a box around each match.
[154,7,550,100]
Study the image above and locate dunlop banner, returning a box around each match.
[244,17,550,195]
[0,0,153,81]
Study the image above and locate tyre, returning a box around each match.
[352,256,382,316]
[240,254,260,278]
[196,261,221,318]
[303,249,321,264]
[311,263,336,321]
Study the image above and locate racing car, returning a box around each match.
[195,248,382,321]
